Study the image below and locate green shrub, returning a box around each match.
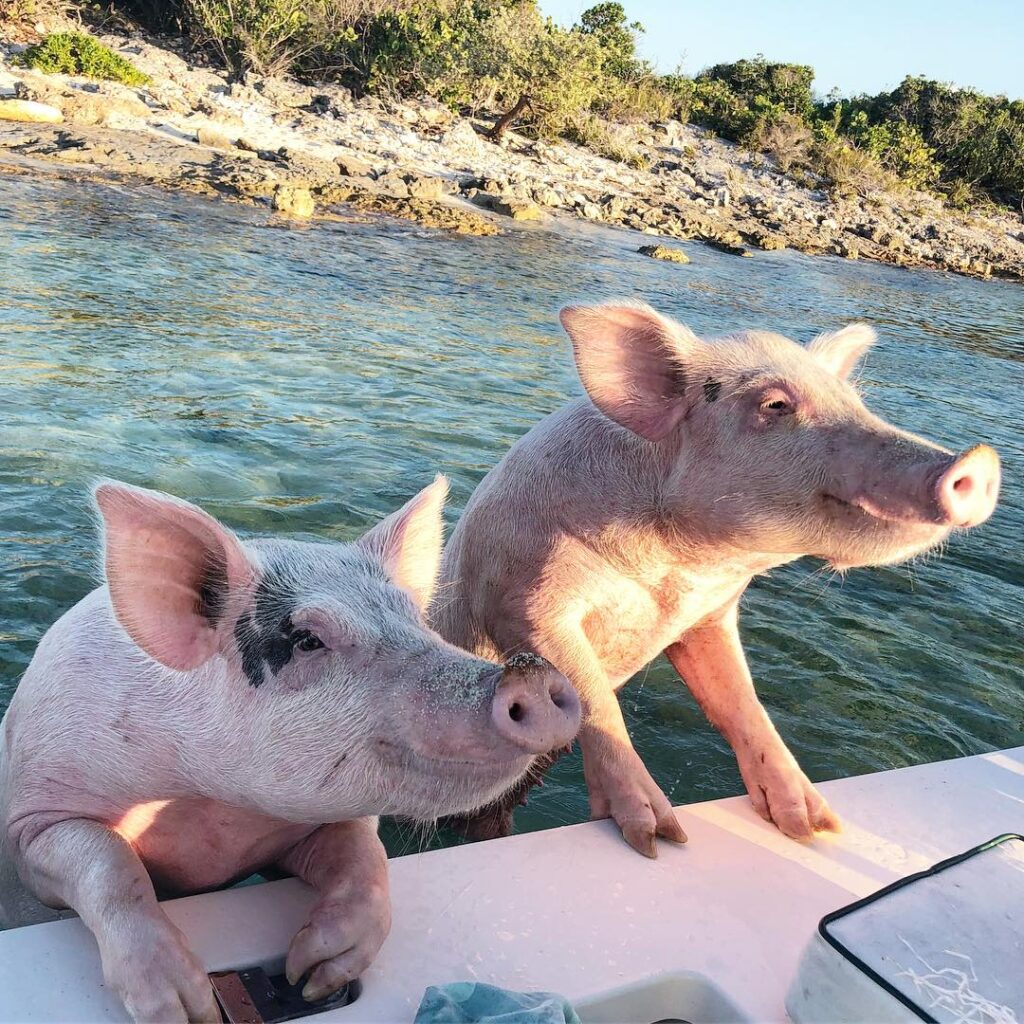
[180,0,312,76]
[748,112,811,172]
[806,119,892,197]
[19,32,151,86]
[565,113,646,167]
[319,0,640,140]
[815,101,940,191]
[815,77,1024,205]
[687,76,757,140]
[698,55,815,121]
[102,0,186,31]
[601,78,676,124]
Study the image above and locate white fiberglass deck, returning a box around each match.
[1,747,1021,1023]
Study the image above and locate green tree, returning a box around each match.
[699,55,814,119]
[575,2,647,81]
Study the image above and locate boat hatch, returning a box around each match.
[209,969,360,1023]
[787,833,1024,1023]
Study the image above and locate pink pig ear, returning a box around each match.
[559,302,701,441]
[93,481,253,671]
[359,475,447,612]
[807,323,876,380]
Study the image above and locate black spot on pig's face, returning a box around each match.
[703,378,722,403]
[233,573,297,689]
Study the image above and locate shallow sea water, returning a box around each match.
[1,174,1021,853]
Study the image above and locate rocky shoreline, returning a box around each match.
[3,26,1024,282]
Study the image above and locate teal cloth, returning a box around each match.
[414,982,581,1024]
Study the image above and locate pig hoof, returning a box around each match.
[286,890,391,1002]
[623,825,659,859]
[742,761,842,840]
[99,916,220,1023]
[596,794,688,858]
[619,809,687,858]
[586,742,687,858]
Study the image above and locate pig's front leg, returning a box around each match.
[276,818,391,1002]
[532,635,686,858]
[12,818,219,1022]
[581,694,689,857]
[665,605,841,840]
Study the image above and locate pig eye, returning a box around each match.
[292,629,324,652]
[759,394,795,416]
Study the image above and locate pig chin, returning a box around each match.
[372,740,534,821]
[813,496,950,570]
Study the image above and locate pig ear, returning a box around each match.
[559,302,700,441]
[93,481,253,672]
[807,323,876,380]
[359,475,447,612]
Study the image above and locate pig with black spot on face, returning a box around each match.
[435,301,1000,857]
[0,477,579,1023]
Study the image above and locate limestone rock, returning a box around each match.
[527,185,558,207]
[277,147,340,183]
[410,98,453,127]
[272,184,314,218]
[335,152,375,178]
[0,99,62,124]
[405,173,446,200]
[345,193,500,236]
[751,231,785,251]
[375,172,410,198]
[441,120,486,158]
[639,244,690,264]
[704,236,753,258]
[196,125,236,150]
[492,197,542,221]
[253,77,315,110]
[600,194,628,220]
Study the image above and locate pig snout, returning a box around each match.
[934,445,1000,528]
[490,655,580,755]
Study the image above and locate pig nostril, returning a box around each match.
[508,702,524,723]
[952,475,973,496]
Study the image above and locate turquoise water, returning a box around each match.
[2,175,1022,852]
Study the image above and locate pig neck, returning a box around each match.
[126,657,319,822]
[566,407,798,582]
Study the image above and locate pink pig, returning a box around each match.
[436,301,1000,857]
[0,478,579,1022]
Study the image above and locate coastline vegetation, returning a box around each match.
[17,30,150,83]
[5,0,1022,211]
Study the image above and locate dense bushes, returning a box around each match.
[19,31,150,83]
[309,0,661,139]
[181,0,311,76]
[837,77,1024,205]
[677,56,1018,206]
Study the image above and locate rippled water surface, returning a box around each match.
[2,175,1022,851]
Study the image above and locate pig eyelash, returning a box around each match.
[291,629,325,652]
[759,397,795,415]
